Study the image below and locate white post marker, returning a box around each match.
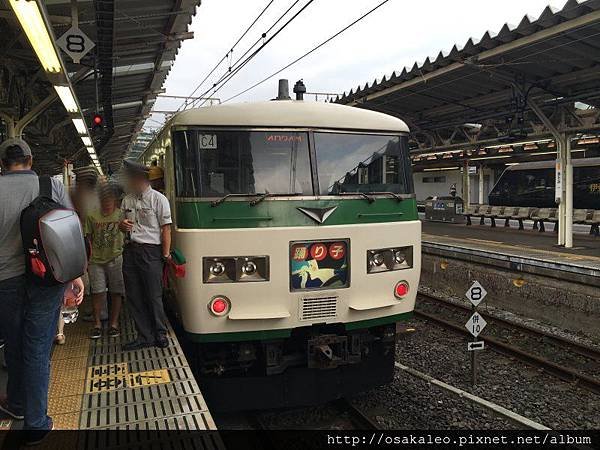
[465,280,487,307]
[467,341,485,351]
[465,311,487,337]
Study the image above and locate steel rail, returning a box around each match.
[332,398,380,430]
[417,292,600,361]
[413,309,600,396]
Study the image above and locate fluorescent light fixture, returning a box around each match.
[81,136,92,147]
[72,118,87,135]
[54,86,78,113]
[9,0,61,73]
[422,167,460,171]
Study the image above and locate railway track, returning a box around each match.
[415,292,600,396]
[332,398,380,430]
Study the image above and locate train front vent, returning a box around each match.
[300,296,338,321]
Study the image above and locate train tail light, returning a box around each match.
[209,296,230,316]
[394,281,409,299]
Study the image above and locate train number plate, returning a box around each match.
[290,240,349,291]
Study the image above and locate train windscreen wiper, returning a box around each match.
[335,192,376,203]
[211,193,256,207]
[249,192,303,206]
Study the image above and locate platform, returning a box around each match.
[0,309,223,446]
[422,220,600,286]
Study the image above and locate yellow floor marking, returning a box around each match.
[127,369,171,388]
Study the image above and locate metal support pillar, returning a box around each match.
[463,160,470,206]
[0,112,16,138]
[14,93,58,136]
[478,165,485,205]
[527,98,568,247]
[565,134,573,248]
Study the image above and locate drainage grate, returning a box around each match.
[300,296,338,321]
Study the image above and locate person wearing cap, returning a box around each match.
[85,183,125,340]
[119,160,172,350]
[0,138,84,436]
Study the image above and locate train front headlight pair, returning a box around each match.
[203,256,269,283]
[367,246,413,273]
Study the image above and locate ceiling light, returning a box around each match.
[72,118,87,134]
[54,86,78,113]
[81,136,92,147]
[9,0,61,73]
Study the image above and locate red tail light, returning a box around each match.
[209,296,230,316]
[394,281,409,299]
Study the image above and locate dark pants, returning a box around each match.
[122,244,167,344]
[0,275,64,430]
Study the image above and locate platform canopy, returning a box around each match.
[335,0,600,169]
[0,0,199,174]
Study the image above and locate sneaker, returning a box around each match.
[155,335,168,349]
[108,327,120,338]
[24,418,54,446]
[89,327,102,340]
[54,334,65,345]
[0,396,24,420]
[122,340,152,351]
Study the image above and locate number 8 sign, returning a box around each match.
[56,26,95,64]
[465,281,487,307]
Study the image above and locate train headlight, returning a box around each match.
[203,256,269,283]
[209,296,230,316]
[210,262,225,276]
[241,260,257,275]
[367,246,413,273]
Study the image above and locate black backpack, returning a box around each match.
[20,176,87,286]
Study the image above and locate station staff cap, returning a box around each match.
[123,159,150,177]
[0,138,33,159]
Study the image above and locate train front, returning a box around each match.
[167,102,421,410]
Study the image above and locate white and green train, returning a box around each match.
[141,93,421,410]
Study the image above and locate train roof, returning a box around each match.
[506,157,600,171]
[169,100,409,133]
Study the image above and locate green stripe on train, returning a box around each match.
[177,198,418,229]
[185,312,413,343]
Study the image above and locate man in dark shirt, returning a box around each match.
[0,138,84,441]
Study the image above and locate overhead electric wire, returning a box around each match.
[178,0,276,111]
[223,0,393,103]
[193,0,317,107]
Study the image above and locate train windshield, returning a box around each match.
[173,130,312,197]
[314,133,413,195]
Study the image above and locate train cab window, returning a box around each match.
[173,130,312,197]
[314,133,413,195]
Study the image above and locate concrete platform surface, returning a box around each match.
[423,221,600,271]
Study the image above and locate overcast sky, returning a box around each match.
[146,0,567,130]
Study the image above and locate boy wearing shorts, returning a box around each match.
[85,183,124,339]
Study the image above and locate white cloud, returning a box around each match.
[147,0,567,129]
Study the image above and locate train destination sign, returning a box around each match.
[465,280,487,307]
[465,312,487,337]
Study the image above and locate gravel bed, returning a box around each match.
[420,285,600,350]
[416,294,600,379]
[350,370,516,430]
[396,316,600,429]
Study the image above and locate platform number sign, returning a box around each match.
[465,280,487,307]
[56,26,95,64]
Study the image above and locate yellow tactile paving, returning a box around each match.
[48,318,91,430]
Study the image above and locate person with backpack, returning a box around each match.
[0,138,85,441]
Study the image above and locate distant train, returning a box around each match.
[489,158,600,209]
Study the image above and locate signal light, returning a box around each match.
[92,113,103,129]
[394,281,409,299]
[209,296,230,316]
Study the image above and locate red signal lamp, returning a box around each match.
[92,113,103,128]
